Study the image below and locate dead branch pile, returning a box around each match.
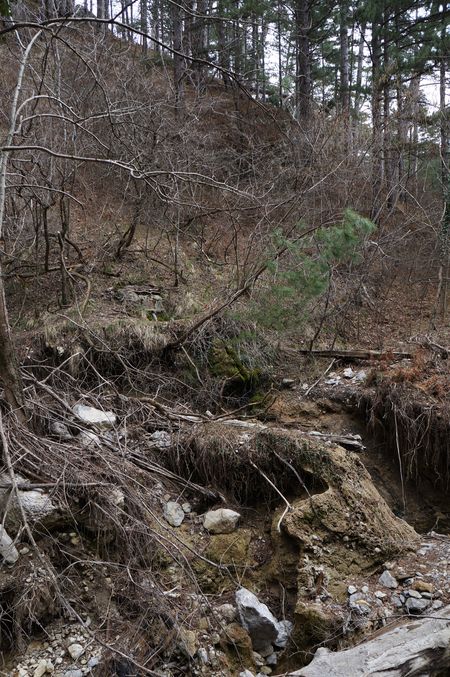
[0,384,223,670]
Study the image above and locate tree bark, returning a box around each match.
[295,0,311,121]
[371,10,383,220]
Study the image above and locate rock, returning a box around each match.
[0,525,19,564]
[412,580,433,593]
[178,629,198,658]
[149,430,171,448]
[182,502,192,513]
[274,620,293,648]
[204,509,241,534]
[33,659,52,677]
[405,597,430,614]
[78,430,102,447]
[236,588,280,651]
[374,591,386,599]
[0,475,61,535]
[349,593,371,615]
[347,585,357,595]
[432,600,444,610]
[221,623,255,668]
[67,643,84,660]
[343,368,354,378]
[354,370,367,383]
[258,644,274,658]
[378,570,398,589]
[163,501,185,527]
[63,671,83,677]
[73,404,116,427]
[405,589,422,599]
[215,603,237,623]
[253,651,265,667]
[289,606,450,676]
[197,647,209,664]
[266,653,278,666]
[87,656,100,668]
[49,420,72,440]
[239,671,255,677]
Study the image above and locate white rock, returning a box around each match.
[33,659,52,677]
[78,431,102,447]
[378,570,398,589]
[236,588,280,651]
[163,501,185,527]
[68,643,84,660]
[266,653,278,666]
[49,420,72,440]
[343,368,355,378]
[275,619,293,648]
[239,671,256,677]
[149,430,171,448]
[347,585,357,595]
[0,473,60,534]
[216,603,237,622]
[374,591,387,599]
[181,502,192,513]
[289,606,450,676]
[87,656,100,668]
[197,647,209,664]
[204,508,241,534]
[0,525,19,564]
[73,404,116,427]
[33,663,46,677]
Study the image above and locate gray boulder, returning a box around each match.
[0,473,61,534]
[235,588,279,651]
[164,501,185,527]
[73,403,116,427]
[289,606,450,676]
[204,508,241,534]
[378,570,398,589]
[0,526,19,564]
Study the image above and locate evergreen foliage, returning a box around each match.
[252,210,376,330]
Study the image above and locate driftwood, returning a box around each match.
[306,431,365,451]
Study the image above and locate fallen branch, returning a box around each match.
[290,348,413,361]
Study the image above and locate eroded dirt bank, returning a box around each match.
[1,343,449,677]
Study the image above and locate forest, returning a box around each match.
[0,0,449,675]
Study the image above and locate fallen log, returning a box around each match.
[289,348,413,361]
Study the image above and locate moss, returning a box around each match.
[206,530,252,565]
[208,339,260,385]
[191,530,252,594]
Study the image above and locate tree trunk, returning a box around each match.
[439,0,449,318]
[0,271,26,421]
[353,20,366,121]
[172,0,184,110]
[294,0,311,121]
[339,0,350,146]
[371,11,383,220]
